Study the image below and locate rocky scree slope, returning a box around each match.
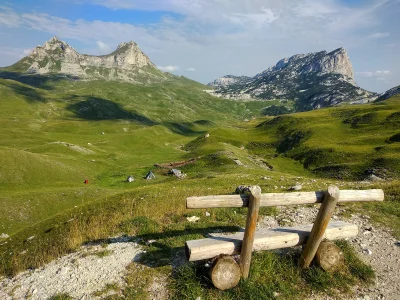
[208,48,377,111]
[376,85,400,102]
[1,36,168,83]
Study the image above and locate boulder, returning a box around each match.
[289,184,302,191]
[168,168,186,179]
[0,233,9,239]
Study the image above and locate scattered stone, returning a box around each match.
[262,176,271,180]
[168,169,186,179]
[27,236,35,241]
[366,174,384,182]
[281,218,291,223]
[187,216,200,223]
[233,159,244,166]
[205,212,211,217]
[205,133,210,138]
[126,175,134,183]
[288,184,302,191]
[363,249,373,255]
[146,240,156,245]
[0,233,9,239]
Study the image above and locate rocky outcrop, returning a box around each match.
[376,85,400,101]
[208,75,251,87]
[208,48,377,110]
[4,37,167,83]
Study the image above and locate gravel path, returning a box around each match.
[0,238,142,299]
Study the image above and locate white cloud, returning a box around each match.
[186,67,196,72]
[96,40,111,52]
[0,7,21,27]
[356,70,392,78]
[367,32,390,39]
[158,65,180,72]
[20,48,33,57]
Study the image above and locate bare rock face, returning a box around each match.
[300,48,354,79]
[208,47,376,110]
[6,36,166,83]
[208,75,250,87]
[376,85,400,102]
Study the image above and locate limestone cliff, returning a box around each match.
[208,48,376,110]
[5,37,167,83]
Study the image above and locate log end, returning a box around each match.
[327,185,340,200]
[315,240,344,272]
[210,255,241,290]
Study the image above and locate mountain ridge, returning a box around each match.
[208,47,377,111]
[2,36,168,83]
[376,85,400,102]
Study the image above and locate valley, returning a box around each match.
[0,37,399,299]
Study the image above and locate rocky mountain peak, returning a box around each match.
[5,37,165,84]
[207,47,375,110]
[117,41,138,50]
[42,36,72,52]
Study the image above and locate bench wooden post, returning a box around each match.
[299,185,340,269]
[240,186,261,279]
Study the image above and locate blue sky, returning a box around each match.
[0,0,399,92]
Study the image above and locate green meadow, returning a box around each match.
[0,75,399,298]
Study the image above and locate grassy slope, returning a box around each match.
[0,75,399,298]
[0,76,273,235]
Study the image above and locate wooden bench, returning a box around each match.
[185,186,384,290]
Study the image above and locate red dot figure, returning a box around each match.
[84,179,89,184]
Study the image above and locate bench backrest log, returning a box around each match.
[186,189,384,209]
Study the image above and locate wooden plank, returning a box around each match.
[299,186,340,269]
[186,189,384,209]
[240,186,261,279]
[185,221,358,261]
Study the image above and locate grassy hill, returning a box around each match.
[0,74,399,298]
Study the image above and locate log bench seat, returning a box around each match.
[185,220,358,261]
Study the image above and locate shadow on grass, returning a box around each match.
[66,95,158,126]
[0,80,47,103]
[65,95,211,135]
[0,71,78,90]
[162,122,207,136]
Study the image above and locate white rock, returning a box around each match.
[205,212,210,217]
[187,216,200,223]
[364,249,373,255]
[233,159,243,166]
[289,184,302,191]
[0,233,9,239]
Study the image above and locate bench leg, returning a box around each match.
[240,186,261,279]
[299,185,340,269]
